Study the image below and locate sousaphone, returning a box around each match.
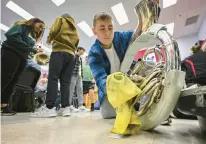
[120,0,186,130]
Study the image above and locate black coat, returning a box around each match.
[181,51,206,85]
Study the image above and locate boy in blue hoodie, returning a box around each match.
[89,0,160,119]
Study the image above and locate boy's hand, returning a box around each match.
[47,36,53,45]
[47,42,51,45]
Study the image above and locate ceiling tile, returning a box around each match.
[158,6,175,24]
[175,0,188,15]
[1,0,206,50]
[186,7,202,19]
[184,24,197,36]
[173,12,187,38]
[194,9,206,34]
[199,0,206,6]
[188,0,201,10]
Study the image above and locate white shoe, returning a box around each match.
[79,106,90,112]
[58,107,71,117]
[30,106,57,118]
[70,105,79,113]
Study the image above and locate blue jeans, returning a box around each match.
[27,59,41,71]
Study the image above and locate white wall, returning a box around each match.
[198,17,206,40]
[176,35,198,60]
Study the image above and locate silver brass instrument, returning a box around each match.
[119,0,186,131]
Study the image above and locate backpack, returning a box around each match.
[182,52,206,85]
[12,89,37,112]
[10,66,41,112]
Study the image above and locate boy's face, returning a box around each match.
[92,19,114,47]
[78,50,85,55]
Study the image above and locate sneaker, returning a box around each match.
[30,106,57,118]
[91,104,95,112]
[91,107,95,112]
[58,107,71,117]
[79,106,90,112]
[70,105,79,113]
[1,106,17,116]
[94,107,100,110]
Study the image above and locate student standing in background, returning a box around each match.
[69,47,90,112]
[31,13,79,117]
[1,18,45,116]
[83,56,95,111]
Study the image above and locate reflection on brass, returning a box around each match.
[135,0,160,32]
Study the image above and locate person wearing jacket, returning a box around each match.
[31,13,80,117]
[82,56,95,111]
[69,47,90,112]
[88,0,160,119]
[1,18,45,116]
[182,40,206,85]
[88,12,142,119]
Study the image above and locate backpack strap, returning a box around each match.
[184,59,196,77]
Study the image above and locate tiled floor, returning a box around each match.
[1,111,206,144]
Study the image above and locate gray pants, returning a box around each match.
[100,95,116,119]
[70,75,83,106]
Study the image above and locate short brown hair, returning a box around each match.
[93,12,113,27]
[77,47,85,52]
